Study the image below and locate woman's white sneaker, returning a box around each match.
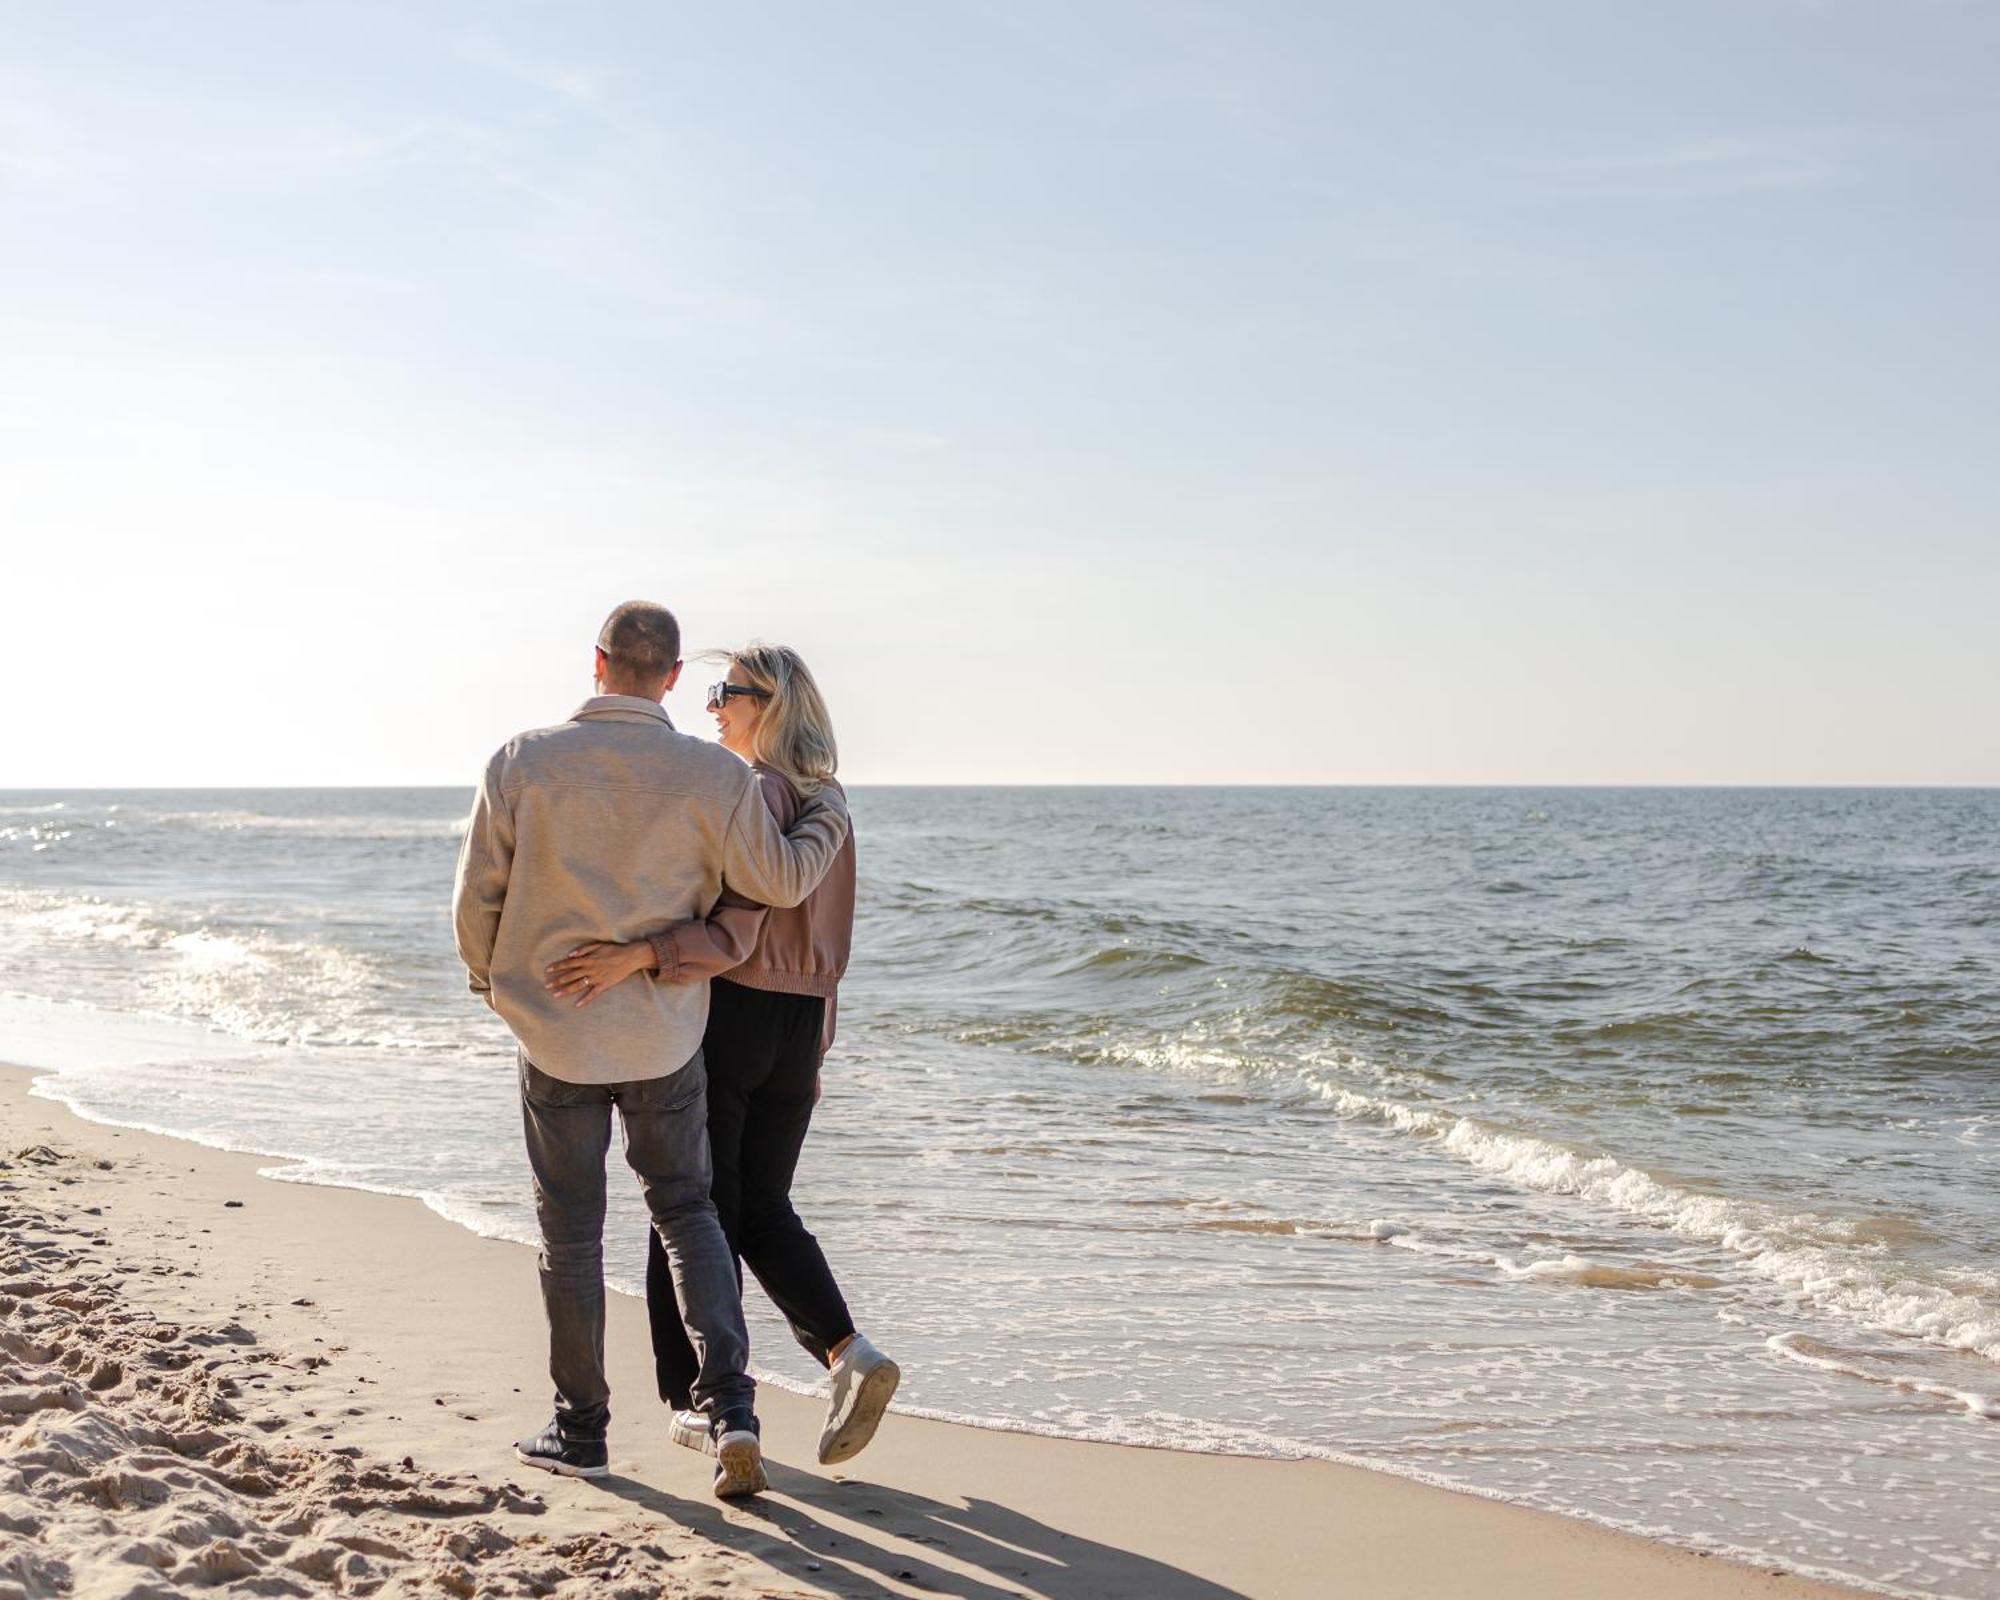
[667,1408,715,1456]
[817,1333,900,1465]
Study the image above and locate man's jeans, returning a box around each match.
[519,1052,753,1439]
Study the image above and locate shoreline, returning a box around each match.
[2,1060,1884,1600]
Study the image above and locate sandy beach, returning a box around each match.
[0,1062,1885,1600]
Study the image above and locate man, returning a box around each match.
[453,600,850,1499]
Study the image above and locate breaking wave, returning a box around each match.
[1309,1079,2000,1368]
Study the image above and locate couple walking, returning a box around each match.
[451,600,898,1498]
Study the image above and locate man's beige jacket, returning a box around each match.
[452,695,850,1084]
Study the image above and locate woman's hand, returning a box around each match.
[544,940,657,1007]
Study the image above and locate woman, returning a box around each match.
[542,643,899,1467]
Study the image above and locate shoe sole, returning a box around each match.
[513,1445,609,1479]
[713,1434,767,1499]
[818,1358,901,1466]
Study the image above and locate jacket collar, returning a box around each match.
[571,694,676,729]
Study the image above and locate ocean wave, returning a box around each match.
[0,822,77,847]
[1052,1025,1446,1102]
[144,926,390,1045]
[1188,1216,1394,1241]
[1010,995,2000,1366]
[1261,969,1452,1029]
[0,887,164,946]
[0,800,465,842]
[1054,945,1210,978]
[1766,1332,2000,1420]
[1494,1254,1725,1291]
[1311,1080,2000,1367]
[150,808,466,840]
[1368,1226,1726,1292]
[0,887,458,1052]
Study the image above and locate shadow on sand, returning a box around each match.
[591,1457,1249,1600]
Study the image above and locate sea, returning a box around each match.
[0,786,1994,1597]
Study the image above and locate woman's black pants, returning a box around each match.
[646,977,856,1410]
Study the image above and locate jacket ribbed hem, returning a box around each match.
[723,967,841,999]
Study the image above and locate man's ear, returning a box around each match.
[592,646,608,685]
[663,660,684,691]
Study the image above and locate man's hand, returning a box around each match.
[544,940,658,1007]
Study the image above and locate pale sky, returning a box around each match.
[2,1,1995,786]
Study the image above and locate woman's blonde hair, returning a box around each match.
[723,642,838,796]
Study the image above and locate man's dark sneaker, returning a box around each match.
[710,1413,766,1499]
[513,1419,609,1479]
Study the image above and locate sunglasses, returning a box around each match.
[706,681,774,712]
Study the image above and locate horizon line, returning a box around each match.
[4,782,1997,793]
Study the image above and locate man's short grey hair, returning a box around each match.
[597,601,681,684]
